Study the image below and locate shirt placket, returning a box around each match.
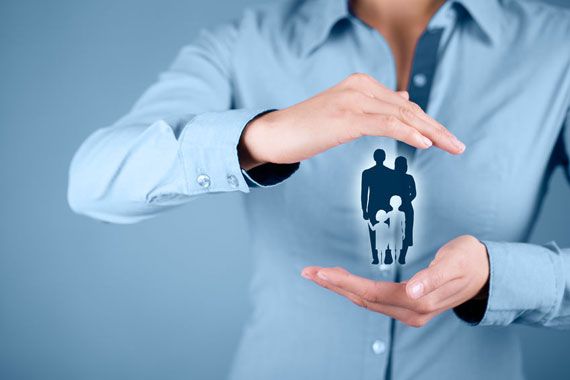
[356,4,459,380]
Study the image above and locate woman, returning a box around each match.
[68,0,570,379]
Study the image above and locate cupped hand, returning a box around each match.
[302,235,489,327]
[239,73,465,170]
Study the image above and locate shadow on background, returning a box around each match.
[0,0,569,379]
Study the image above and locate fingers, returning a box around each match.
[303,267,413,318]
[313,267,400,303]
[403,110,465,155]
[406,260,463,300]
[424,278,469,310]
[301,237,487,327]
[303,265,464,309]
[356,113,433,150]
[340,73,465,155]
[347,93,438,150]
[370,90,465,154]
[301,266,443,327]
[303,266,369,304]
[307,267,419,309]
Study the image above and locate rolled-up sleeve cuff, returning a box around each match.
[242,162,300,188]
[179,109,269,195]
[473,241,562,326]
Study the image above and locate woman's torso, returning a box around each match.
[222,1,570,379]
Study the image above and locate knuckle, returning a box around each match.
[433,271,446,287]
[351,296,369,309]
[434,125,448,137]
[464,234,480,246]
[349,72,369,82]
[410,101,423,114]
[384,114,400,130]
[399,104,416,123]
[345,73,374,88]
[434,248,446,260]
[344,74,359,86]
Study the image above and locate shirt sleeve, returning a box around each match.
[68,22,297,224]
[455,109,570,328]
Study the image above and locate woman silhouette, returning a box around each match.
[394,156,416,265]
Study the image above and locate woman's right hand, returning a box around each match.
[238,73,465,170]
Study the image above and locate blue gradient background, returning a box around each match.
[1,0,569,379]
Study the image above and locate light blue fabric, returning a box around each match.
[68,0,570,379]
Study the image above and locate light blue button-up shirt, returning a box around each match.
[68,0,570,379]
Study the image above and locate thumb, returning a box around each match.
[406,263,451,300]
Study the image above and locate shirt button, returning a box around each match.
[413,73,427,88]
[196,174,211,189]
[227,174,239,188]
[372,340,386,355]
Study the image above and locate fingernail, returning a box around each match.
[317,271,328,281]
[452,136,466,153]
[301,270,311,280]
[421,136,433,148]
[409,282,424,299]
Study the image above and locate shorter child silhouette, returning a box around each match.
[367,210,390,265]
[385,195,406,264]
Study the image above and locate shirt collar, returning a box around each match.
[452,0,502,44]
[293,0,351,56]
[295,0,501,56]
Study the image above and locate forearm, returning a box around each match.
[456,240,570,328]
[68,110,266,223]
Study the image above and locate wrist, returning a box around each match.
[238,111,274,170]
[238,136,264,171]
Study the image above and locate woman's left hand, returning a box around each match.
[302,235,489,327]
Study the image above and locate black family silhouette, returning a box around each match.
[361,149,416,265]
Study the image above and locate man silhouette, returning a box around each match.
[394,156,416,265]
[361,149,394,264]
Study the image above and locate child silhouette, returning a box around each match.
[367,210,390,265]
[385,195,406,265]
